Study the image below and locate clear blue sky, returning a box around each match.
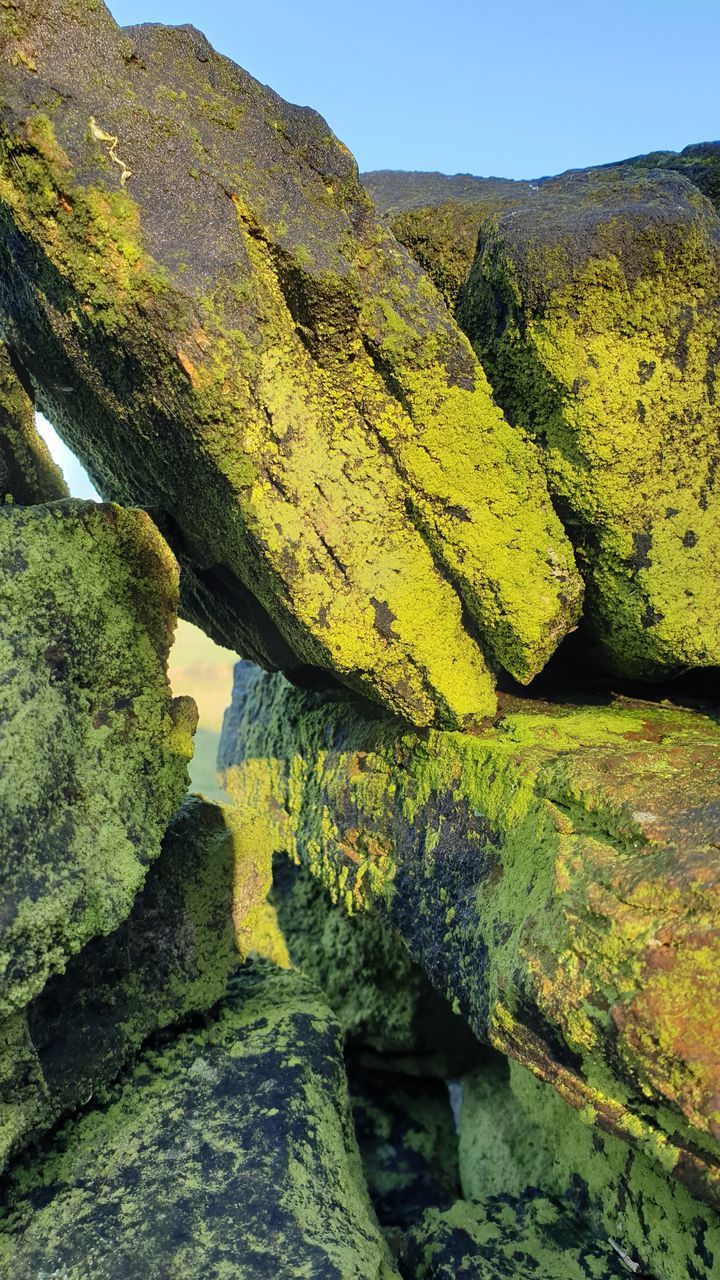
[107,0,719,179]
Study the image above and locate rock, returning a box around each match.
[0,796,257,1171]
[457,166,720,678]
[399,1190,630,1279]
[0,961,398,1280]
[347,1057,459,1231]
[0,0,582,726]
[0,499,195,1020]
[0,342,67,503]
[614,141,720,211]
[219,662,720,1211]
[459,1056,720,1280]
[271,855,481,1074]
[362,173,532,310]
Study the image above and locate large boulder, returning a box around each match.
[0,342,67,502]
[0,499,195,1019]
[219,662,720,1211]
[458,166,720,678]
[0,962,398,1279]
[0,795,244,1171]
[459,1056,720,1280]
[0,0,582,726]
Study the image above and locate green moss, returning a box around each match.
[458,167,720,677]
[0,7,583,726]
[460,1057,720,1280]
[0,795,246,1171]
[0,500,195,1020]
[0,962,398,1279]
[271,855,481,1072]
[220,664,720,1211]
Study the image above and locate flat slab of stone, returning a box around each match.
[0,0,582,725]
[220,663,720,1211]
[0,500,195,1020]
[0,962,398,1280]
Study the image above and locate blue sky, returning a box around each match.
[107,0,718,179]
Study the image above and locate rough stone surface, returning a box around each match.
[0,796,248,1172]
[0,499,196,1021]
[0,341,67,503]
[460,1056,720,1280]
[219,662,720,1210]
[0,0,583,726]
[457,166,720,678]
[399,1189,629,1279]
[347,1057,459,1231]
[0,961,398,1279]
[272,855,482,1074]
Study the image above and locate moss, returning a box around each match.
[0,3,583,726]
[271,855,482,1073]
[0,499,195,1020]
[0,795,244,1171]
[460,1056,720,1280]
[400,1189,630,1278]
[0,342,68,503]
[0,962,398,1279]
[219,664,720,1212]
[458,166,720,678]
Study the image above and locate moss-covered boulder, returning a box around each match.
[0,499,195,1019]
[400,1190,629,1279]
[271,856,481,1075]
[0,0,583,726]
[347,1058,459,1232]
[0,796,252,1171]
[457,166,720,678]
[362,171,532,311]
[0,342,67,503]
[460,1056,720,1280]
[615,141,720,211]
[219,662,720,1211]
[0,961,398,1279]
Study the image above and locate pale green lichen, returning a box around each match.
[0,962,398,1279]
[0,499,195,1020]
[219,665,720,1210]
[458,168,720,677]
[460,1056,720,1280]
[0,5,584,725]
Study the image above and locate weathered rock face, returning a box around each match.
[399,1190,629,1279]
[0,962,398,1279]
[0,795,246,1172]
[614,141,720,211]
[458,166,720,679]
[0,0,583,727]
[347,1059,459,1232]
[219,663,720,1211]
[0,499,196,1020]
[271,856,481,1074]
[460,1056,720,1280]
[0,342,67,502]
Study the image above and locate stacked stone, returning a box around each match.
[0,0,719,1275]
